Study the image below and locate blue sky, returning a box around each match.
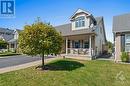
[0,0,130,42]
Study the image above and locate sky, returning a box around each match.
[0,0,130,42]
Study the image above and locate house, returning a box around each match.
[0,28,21,51]
[113,13,130,61]
[55,9,107,59]
[0,28,14,51]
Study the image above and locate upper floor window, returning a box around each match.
[75,16,85,28]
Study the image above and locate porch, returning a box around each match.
[62,34,96,58]
[8,39,18,52]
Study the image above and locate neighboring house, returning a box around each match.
[8,29,21,52]
[113,13,130,61]
[0,28,14,41]
[0,28,21,51]
[55,9,107,58]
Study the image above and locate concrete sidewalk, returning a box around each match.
[0,57,60,74]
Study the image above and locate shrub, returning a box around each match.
[121,52,129,62]
[0,39,8,49]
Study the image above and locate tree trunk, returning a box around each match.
[42,53,44,70]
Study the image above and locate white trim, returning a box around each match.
[66,37,68,55]
[89,35,92,57]
[125,34,130,52]
[70,8,91,20]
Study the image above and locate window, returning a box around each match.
[121,35,125,52]
[74,41,80,48]
[100,27,102,34]
[84,41,89,48]
[75,16,85,28]
[68,40,70,48]
[125,34,130,52]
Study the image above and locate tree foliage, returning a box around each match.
[107,41,113,49]
[0,39,8,49]
[19,21,63,69]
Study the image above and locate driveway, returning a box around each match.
[0,55,43,68]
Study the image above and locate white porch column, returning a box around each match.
[14,42,17,49]
[89,35,92,57]
[70,40,72,48]
[70,40,73,54]
[66,37,68,55]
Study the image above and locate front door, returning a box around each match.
[74,40,80,48]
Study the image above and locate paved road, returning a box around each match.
[0,55,43,68]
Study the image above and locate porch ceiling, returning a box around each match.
[63,34,95,40]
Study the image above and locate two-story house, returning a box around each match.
[55,9,107,59]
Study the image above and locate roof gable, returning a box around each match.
[75,9,91,15]
[70,9,91,20]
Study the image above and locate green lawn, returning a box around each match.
[0,59,130,86]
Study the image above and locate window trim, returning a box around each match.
[74,40,80,48]
[84,41,89,48]
[75,16,85,28]
[125,34,130,52]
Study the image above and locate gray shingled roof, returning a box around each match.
[113,13,130,33]
[0,28,14,34]
[95,17,103,24]
[0,28,14,41]
[2,34,14,41]
[55,17,102,36]
[55,23,94,36]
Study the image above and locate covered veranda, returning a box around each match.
[62,33,96,57]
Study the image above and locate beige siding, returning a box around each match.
[71,14,90,30]
[115,33,121,61]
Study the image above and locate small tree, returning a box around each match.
[19,20,63,69]
[107,41,113,53]
[0,39,8,49]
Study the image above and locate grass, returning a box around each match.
[0,52,21,57]
[0,59,130,86]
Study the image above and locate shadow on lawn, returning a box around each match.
[37,60,84,71]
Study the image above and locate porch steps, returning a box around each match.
[60,54,92,60]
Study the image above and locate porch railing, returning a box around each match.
[67,48,89,55]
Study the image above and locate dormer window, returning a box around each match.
[75,16,85,28]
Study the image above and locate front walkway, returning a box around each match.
[0,57,60,74]
[96,54,114,61]
[59,54,92,60]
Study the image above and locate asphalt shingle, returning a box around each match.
[113,13,130,33]
[55,17,103,36]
